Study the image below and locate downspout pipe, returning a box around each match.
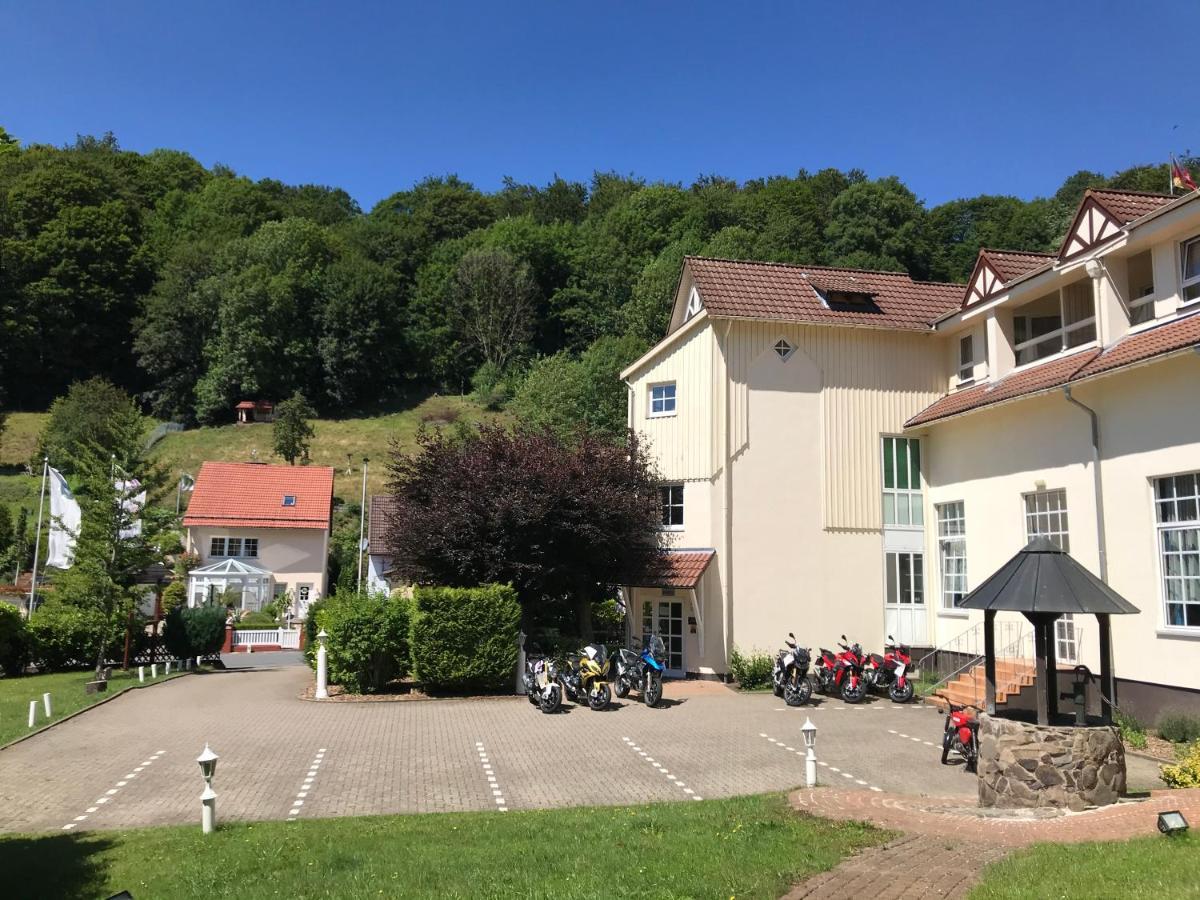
[1063,385,1108,583]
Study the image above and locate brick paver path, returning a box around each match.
[783,786,1200,898]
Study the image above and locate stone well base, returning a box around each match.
[977,714,1126,811]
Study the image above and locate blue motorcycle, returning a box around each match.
[614,634,666,707]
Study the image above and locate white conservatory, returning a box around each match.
[187,558,272,611]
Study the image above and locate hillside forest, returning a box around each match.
[0,124,1188,431]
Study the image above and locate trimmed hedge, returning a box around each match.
[28,602,124,671]
[163,604,228,659]
[0,603,31,676]
[729,646,774,690]
[411,584,520,692]
[316,592,411,694]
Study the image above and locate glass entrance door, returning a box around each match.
[642,597,685,677]
[884,551,927,646]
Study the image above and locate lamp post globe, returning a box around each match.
[197,743,219,785]
[801,718,817,749]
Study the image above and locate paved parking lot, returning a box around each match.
[0,657,1162,834]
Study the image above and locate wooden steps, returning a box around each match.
[928,658,1036,710]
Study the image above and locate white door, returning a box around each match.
[884,551,927,646]
[642,597,685,677]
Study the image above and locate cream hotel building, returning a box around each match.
[622,187,1200,720]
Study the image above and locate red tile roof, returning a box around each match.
[1087,189,1174,224]
[984,250,1055,283]
[907,312,1200,427]
[685,257,960,332]
[368,495,397,555]
[632,550,715,589]
[182,462,334,530]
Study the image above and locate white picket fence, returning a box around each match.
[232,628,301,650]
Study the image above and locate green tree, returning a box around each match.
[272,391,316,465]
[446,248,536,372]
[38,378,147,475]
[318,256,405,406]
[826,176,931,277]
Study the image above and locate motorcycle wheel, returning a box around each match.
[772,682,784,698]
[941,731,952,766]
[840,678,865,704]
[643,674,662,708]
[614,677,630,699]
[588,682,611,710]
[889,681,915,704]
[539,686,562,714]
[784,676,812,707]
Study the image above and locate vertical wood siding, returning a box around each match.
[725,322,947,531]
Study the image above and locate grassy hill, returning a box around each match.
[0,413,49,516]
[153,395,504,506]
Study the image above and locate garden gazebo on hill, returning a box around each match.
[958,537,1139,725]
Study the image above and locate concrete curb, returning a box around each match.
[0,669,198,752]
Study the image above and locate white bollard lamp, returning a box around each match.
[315,629,329,699]
[197,743,219,833]
[801,717,818,788]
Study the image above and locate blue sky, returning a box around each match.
[2,1,1194,210]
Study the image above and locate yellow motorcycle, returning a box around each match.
[561,644,612,710]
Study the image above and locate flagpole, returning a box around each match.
[28,457,48,615]
[357,457,369,594]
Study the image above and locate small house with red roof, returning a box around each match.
[234,400,275,424]
[182,461,334,619]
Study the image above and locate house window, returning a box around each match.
[773,338,796,362]
[209,537,226,557]
[1126,250,1155,325]
[1182,236,1200,303]
[882,437,923,527]
[1154,473,1200,628]
[684,287,703,321]
[649,383,677,417]
[209,536,257,558]
[282,495,297,507]
[226,537,243,558]
[1023,488,1070,551]
[1013,281,1096,365]
[243,538,259,558]
[936,502,967,610]
[958,335,975,385]
[885,552,924,606]
[660,484,684,530]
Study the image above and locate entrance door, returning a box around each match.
[642,597,685,677]
[884,551,927,646]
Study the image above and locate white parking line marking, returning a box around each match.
[64,751,165,830]
[288,749,326,822]
[758,732,885,794]
[475,741,508,812]
[623,737,701,801]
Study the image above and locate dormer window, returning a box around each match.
[1012,279,1096,366]
[684,287,703,321]
[648,383,677,418]
[1126,250,1156,325]
[958,335,975,385]
[1181,236,1200,303]
[282,495,297,507]
[824,290,879,312]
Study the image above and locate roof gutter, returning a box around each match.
[1062,385,1108,583]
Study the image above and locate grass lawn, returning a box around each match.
[1,793,880,900]
[152,395,504,504]
[971,833,1199,899]
[0,412,49,519]
[0,668,189,748]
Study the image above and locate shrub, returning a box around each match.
[1161,740,1200,789]
[0,603,31,676]
[163,604,227,659]
[304,596,328,668]
[316,592,411,694]
[729,646,774,690]
[28,602,118,670]
[1115,710,1148,750]
[235,611,277,628]
[1156,710,1200,744]
[411,584,520,692]
[160,581,187,614]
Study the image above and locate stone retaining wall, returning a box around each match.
[977,714,1125,811]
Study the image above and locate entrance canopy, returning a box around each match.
[188,558,272,612]
[959,538,1139,725]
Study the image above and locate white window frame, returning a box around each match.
[648,382,677,418]
[958,335,975,386]
[243,538,259,558]
[1181,235,1200,305]
[1023,488,1070,551]
[885,551,925,607]
[1012,283,1097,366]
[1153,472,1200,631]
[659,484,684,531]
[209,537,225,557]
[209,535,258,558]
[684,286,703,321]
[1125,249,1156,325]
[881,436,923,528]
[936,501,967,613]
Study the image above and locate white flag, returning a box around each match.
[47,467,81,569]
[116,479,146,539]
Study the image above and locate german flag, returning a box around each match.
[1172,155,1197,192]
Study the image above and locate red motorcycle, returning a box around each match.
[935,693,980,773]
[834,635,867,703]
[863,636,915,704]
